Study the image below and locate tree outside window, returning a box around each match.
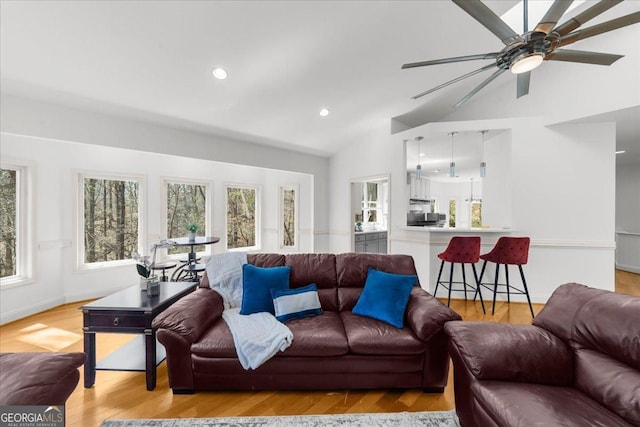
[0,168,17,278]
[281,186,297,248]
[166,182,207,255]
[471,201,482,228]
[226,186,257,250]
[83,177,139,264]
[449,199,456,228]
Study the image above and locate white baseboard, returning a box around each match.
[616,264,640,275]
[0,295,66,325]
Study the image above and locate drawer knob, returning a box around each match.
[113,317,120,326]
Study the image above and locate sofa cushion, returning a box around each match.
[248,253,286,267]
[271,283,322,323]
[240,264,290,315]
[279,311,348,357]
[574,348,640,425]
[352,267,417,328]
[472,381,633,427]
[191,318,237,358]
[340,311,424,355]
[285,253,338,311]
[336,253,417,311]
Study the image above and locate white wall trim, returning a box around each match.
[0,295,66,325]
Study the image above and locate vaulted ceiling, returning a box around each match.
[1,1,638,161]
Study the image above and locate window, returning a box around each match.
[165,181,209,255]
[280,185,298,248]
[1,161,33,286]
[226,185,259,250]
[449,199,456,228]
[79,173,143,268]
[471,201,482,228]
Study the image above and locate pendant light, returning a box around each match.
[479,130,488,178]
[415,136,424,180]
[449,132,457,178]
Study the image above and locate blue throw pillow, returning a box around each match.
[271,283,322,323]
[352,267,417,328]
[240,264,291,315]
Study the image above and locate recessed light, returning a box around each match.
[419,152,426,157]
[616,150,626,154]
[212,67,228,80]
[434,169,440,173]
[319,108,330,117]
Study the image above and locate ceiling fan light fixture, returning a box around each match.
[510,52,544,74]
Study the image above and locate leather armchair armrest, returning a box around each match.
[444,321,573,385]
[406,287,462,342]
[152,287,223,343]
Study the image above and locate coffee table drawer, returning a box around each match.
[87,312,146,329]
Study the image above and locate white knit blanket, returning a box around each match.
[205,252,293,370]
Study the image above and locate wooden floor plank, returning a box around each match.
[1,270,638,427]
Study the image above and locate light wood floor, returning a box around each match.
[1,270,638,427]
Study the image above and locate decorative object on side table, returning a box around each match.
[186,223,198,241]
[355,221,363,232]
[133,239,177,295]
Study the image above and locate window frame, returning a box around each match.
[161,177,213,259]
[0,159,35,288]
[224,183,261,252]
[279,184,299,250]
[75,170,147,271]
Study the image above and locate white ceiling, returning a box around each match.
[1,0,638,161]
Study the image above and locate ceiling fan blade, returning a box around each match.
[545,49,624,65]
[454,68,507,108]
[412,63,497,99]
[452,0,522,45]
[534,0,573,34]
[402,53,499,69]
[559,11,640,47]
[552,0,622,36]
[517,72,531,98]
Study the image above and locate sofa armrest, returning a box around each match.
[444,321,573,385]
[406,287,462,342]
[152,287,223,343]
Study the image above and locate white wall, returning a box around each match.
[328,116,617,303]
[0,94,331,251]
[616,162,640,273]
[0,132,314,324]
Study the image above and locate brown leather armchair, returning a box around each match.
[445,283,640,427]
[0,352,86,405]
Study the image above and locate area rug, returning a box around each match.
[101,410,460,427]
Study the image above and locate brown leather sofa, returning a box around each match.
[0,352,86,405]
[153,253,461,394]
[445,283,640,427]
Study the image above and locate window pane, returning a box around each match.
[282,188,295,247]
[471,202,482,228]
[167,183,206,254]
[227,187,256,249]
[449,200,456,228]
[0,169,17,278]
[84,178,139,263]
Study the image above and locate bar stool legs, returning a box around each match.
[435,260,486,314]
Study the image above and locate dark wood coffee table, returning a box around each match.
[80,281,196,390]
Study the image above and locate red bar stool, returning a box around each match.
[434,236,485,313]
[475,236,534,317]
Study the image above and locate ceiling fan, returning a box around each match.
[402,0,640,108]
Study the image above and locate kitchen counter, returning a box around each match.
[403,226,514,233]
[355,229,388,234]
